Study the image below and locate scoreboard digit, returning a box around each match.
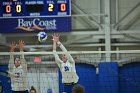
[48,4,54,12]
[5,5,12,13]
[16,4,21,13]
[60,4,66,12]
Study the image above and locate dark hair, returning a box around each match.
[30,86,36,93]
[72,84,85,93]
[0,81,1,86]
[14,56,20,61]
[0,81,3,93]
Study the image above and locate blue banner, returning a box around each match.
[0,17,71,33]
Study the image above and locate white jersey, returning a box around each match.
[8,51,27,91]
[61,60,79,84]
[53,43,79,84]
[11,65,27,91]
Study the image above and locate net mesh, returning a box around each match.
[0,51,140,93]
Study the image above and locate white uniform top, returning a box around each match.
[11,65,27,91]
[8,51,27,91]
[53,43,79,84]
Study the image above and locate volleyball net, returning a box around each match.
[0,50,140,93]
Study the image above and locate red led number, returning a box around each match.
[6,5,11,13]
[60,4,66,12]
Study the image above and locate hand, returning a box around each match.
[9,41,17,52]
[52,33,60,42]
[18,40,24,50]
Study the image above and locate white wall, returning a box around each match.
[118,0,140,29]
[74,0,99,14]
[119,0,140,18]
[72,0,99,29]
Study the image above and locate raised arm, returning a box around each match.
[57,40,75,63]
[8,42,17,72]
[18,40,27,72]
[52,34,63,66]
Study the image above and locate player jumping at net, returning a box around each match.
[8,40,28,93]
[52,33,79,85]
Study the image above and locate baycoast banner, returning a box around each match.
[0,17,71,33]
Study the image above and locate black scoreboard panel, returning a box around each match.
[0,0,71,17]
[26,4,44,12]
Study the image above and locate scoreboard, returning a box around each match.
[0,0,71,17]
[0,0,71,33]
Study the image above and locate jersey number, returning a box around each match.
[64,66,69,71]
[15,73,20,78]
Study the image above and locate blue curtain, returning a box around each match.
[119,62,140,93]
[98,62,118,93]
[0,64,12,93]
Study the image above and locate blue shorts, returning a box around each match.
[12,90,28,93]
[63,83,76,93]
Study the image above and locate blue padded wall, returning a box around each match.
[59,63,97,93]
[0,64,12,93]
[98,62,118,93]
[119,63,140,93]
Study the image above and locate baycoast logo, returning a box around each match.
[16,18,57,31]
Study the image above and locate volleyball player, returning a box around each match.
[0,81,4,93]
[29,86,36,93]
[72,84,85,93]
[8,40,28,93]
[52,33,79,85]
